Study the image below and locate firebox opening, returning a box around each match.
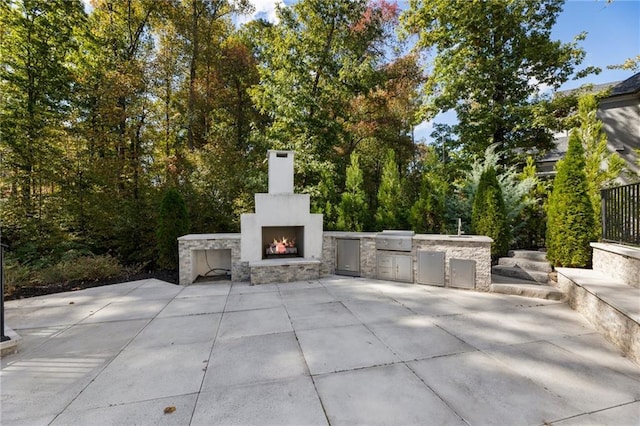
[262,226,304,259]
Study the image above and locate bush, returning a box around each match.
[38,254,128,284]
[472,167,510,260]
[515,157,549,249]
[337,153,368,231]
[4,254,134,294]
[375,150,406,230]
[546,130,595,267]
[156,188,190,269]
[409,172,446,234]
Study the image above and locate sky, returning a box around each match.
[241,0,640,143]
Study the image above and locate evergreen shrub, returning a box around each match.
[375,150,406,230]
[471,167,510,260]
[156,188,190,269]
[337,153,368,231]
[546,131,594,267]
[409,172,445,233]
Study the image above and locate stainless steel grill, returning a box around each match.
[375,230,415,252]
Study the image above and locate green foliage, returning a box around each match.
[4,254,135,292]
[515,157,549,249]
[38,255,130,286]
[460,144,537,245]
[472,167,510,259]
[546,131,595,267]
[337,154,368,231]
[575,94,625,239]
[408,148,447,233]
[375,150,406,230]
[249,0,417,197]
[403,0,597,159]
[156,188,190,270]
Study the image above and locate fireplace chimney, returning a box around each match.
[268,150,294,194]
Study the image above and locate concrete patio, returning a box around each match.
[2,276,639,425]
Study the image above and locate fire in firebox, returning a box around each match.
[266,237,298,256]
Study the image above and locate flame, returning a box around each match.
[268,236,296,254]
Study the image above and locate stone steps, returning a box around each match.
[507,249,548,263]
[493,249,552,285]
[490,283,565,301]
[497,257,552,273]
[491,265,550,283]
[555,267,640,365]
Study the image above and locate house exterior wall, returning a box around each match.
[598,94,640,178]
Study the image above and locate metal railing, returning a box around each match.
[601,182,640,246]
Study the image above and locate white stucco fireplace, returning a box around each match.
[241,151,323,263]
[239,150,323,283]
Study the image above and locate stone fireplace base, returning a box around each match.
[249,258,321,285]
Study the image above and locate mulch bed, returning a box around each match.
[4,270,178,300]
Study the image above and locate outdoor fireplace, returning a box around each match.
[241,150,323,263]
[262,226,304,259]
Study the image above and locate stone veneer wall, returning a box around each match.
[180,232,491,288]
[321,235,335,276]
[413,236,492,291]
[591,242,640,289]
[322,232,378,279]
[178,234,246,285]
[360,237,377,279]
[555,268,640,365]
[250,260,321,285]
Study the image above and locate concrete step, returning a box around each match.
[491,265,550,283]
[490,283,566,301]
[507,250,548,263]
[497,257,552,273]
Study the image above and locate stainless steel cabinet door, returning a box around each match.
[377,254,394,280]
[417,251,445,286]
[336,239,360,275]
[394,255,413,282]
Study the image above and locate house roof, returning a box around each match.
[609,71,640,97]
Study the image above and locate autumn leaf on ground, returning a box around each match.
[164,406,176,414]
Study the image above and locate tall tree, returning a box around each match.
[546,131,594,267]
[375,149,406,230]
[403,0,597,159]
[0,0,86,248]
[574,94,625,239]
[409,149,447,234]
[168,0,251,150]
[250,0,405,195]
[337,153,368,231]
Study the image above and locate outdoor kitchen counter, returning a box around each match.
[178,233,240,240]
[413,234,492,291]
[413,234,493,243]
[323,231,377,238]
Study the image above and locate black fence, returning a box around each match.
[601,182,640,246]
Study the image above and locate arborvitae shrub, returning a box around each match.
[409,172,445,234]
[375,149,405,230]
[472,167,510,260]
[546,131,594,267]
[156,188,190,270]
[337,153,368,231]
